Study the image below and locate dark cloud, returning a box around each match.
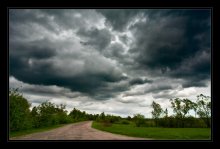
[170,49,211,87]
[9,9,127,100]
[10,42,56,59]
[182,80,208,88]
[97,9,142,31]
[127,9,210,86]
[10,55,126,99]
[40,9,104,30]
[122,82,174,98]
[103,43,125,58]
[21,84,81,99]
[130,15,186,70]
[9,9,60,34]
[129,78,153,86]
[9,9,103,32]
[119,35,129,45]
[10,41,126,99]
[118,97,145,104]
[92,82,129,100]
[77,27,112,51]
[145,84,173,94]
[9,9,211,102]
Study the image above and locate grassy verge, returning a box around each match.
[92,121,211,140]
[10,124,69,138]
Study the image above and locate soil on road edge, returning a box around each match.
[10,121,152,140]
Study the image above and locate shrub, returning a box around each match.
[120,120,130,125]
[133,114,145,127]
[144,120,156,127]
[101,119,112,127]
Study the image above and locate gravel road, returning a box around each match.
[10,121,151,140]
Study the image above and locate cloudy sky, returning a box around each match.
[9,9,211,117]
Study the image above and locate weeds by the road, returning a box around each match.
[10,124,67,138]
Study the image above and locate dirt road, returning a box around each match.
[10,121,150,140]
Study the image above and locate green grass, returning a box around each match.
[10,124,68,138]
[92,121,211,140]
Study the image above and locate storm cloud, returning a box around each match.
[9,9,211,117]
[129,10,211,83]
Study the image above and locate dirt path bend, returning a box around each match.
[10,121,151,140]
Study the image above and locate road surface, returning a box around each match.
[10,121,151,140]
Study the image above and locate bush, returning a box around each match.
[155,116,209,128]
[144,119,156,127]
[101,119,112,127]
[133,114,145,127]
[119,119,130,125]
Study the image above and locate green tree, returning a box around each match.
[151,101,163,126]
[126,116,132,121]
[69,107,97,122]
[170,98,184,127]
[191,101,198,118]
[164,108,168,118]
[9,88,32,131]
[182,98,193,118]
[55,104,69,124]
[36,101,69,126]
[98,112,105,120]
[31,106,40,128]
[170,98,185,118]
[196,94,211,127]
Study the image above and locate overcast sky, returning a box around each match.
[9,9,211,118]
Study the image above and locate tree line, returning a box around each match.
[9,88,122,132]
[150,94,211,128]
[9,88,211,132]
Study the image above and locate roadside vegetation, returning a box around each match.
[92,121,210,140]
[10,124,67,138]
[9,88,211,139]
[9,88,96,137]
[91,94,211,139]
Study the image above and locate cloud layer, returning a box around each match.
[9,9,211,117]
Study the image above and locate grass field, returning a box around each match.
[9,124,68,138]
[92,121,211,140]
